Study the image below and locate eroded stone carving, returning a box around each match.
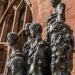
[23,23,34,75]
[48,0,65,25]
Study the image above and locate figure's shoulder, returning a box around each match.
[58,3,65,7]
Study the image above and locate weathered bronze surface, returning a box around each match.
[7,32,25,75]
[47,0,74,75]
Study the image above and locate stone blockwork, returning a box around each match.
[30,0,75,75]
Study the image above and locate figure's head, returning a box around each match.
[7,32,18,46]
[24,23,31,36]
[51,0,61,7]
[29,23,42,38]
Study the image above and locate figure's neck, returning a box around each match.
[11,44,17,52]
[28,36,31,41]
[52,6,57,14]
[35,34,42,42]
[54,6,57,9]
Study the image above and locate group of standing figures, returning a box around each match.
[6,0,74,75]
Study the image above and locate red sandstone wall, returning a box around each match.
[30,0,75,75]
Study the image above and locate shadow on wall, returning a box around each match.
[0,45,7,74]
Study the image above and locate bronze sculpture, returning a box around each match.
[6,32,24,75]
[47,0,74,75]
[28,23,51,75]
[23,23,35,75]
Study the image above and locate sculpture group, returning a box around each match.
[6,0,74,75]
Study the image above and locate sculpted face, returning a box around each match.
[7,32,18,46]
[25,23,31,36]
[32,23,42,36]
[51,0,61,7]
[7,36,13,46]
[29,23,42,38]
[29,25,34,38]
